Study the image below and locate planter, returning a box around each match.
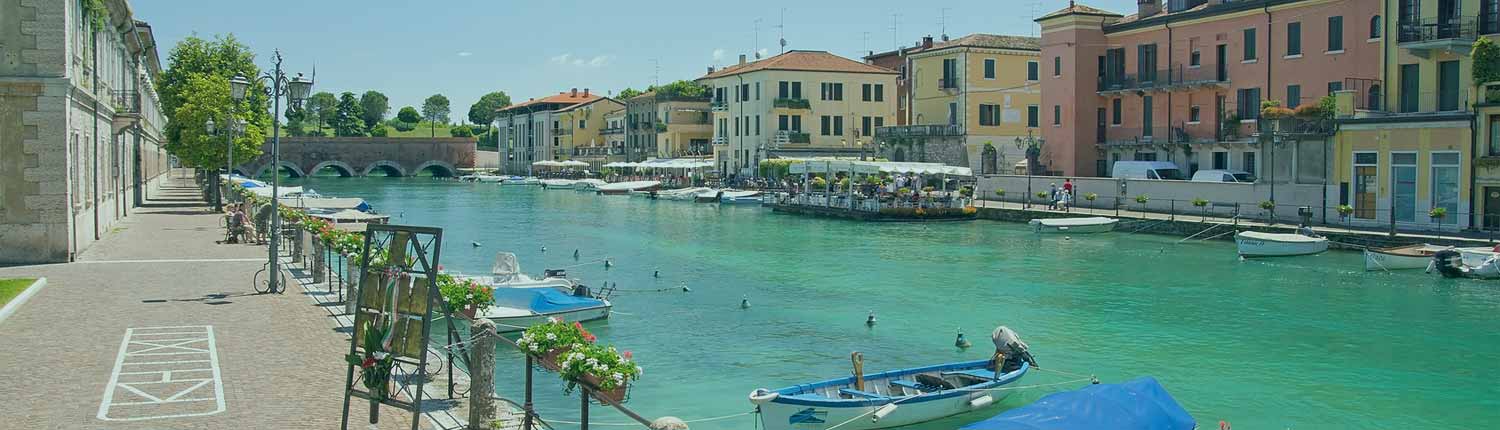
[536,347,570,372]
[369,398,380,424]
[582,373,629,404]
[457,305,477,320]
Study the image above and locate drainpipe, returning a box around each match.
[1264,4,1275,204]
[1165,19,1174,165]
[91,26,100,242]
[1471,109,1479,231]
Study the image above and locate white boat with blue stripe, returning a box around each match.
[750,360,1029,430]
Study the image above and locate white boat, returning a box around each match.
[458,174,506,183]
[1028,217,1118,234]
[477,288,611,333]
[501,176,540,186]
[751,327,1035,430]
[1457,247,1500,267]
[659,187,713,201]
[1433,249,1500,279]
[1234,231,1329,257]
[693,189,723,203]
[574,178,607,191]
[719,190,763,204]
[1364,244,1450,271]
[540,179,577,189]
[596,180,661,195]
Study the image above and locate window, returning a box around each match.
[1432,152,1461,220]
[1142,96,1153,135]
[1027,61,1039,81]
[1491,115,1500,156]
[734,116,740,136]
[778,81,789,99]
[873,117,883,127]
[1399,64,1420,113]
[1053,56,1061,76]
[1287,22,1302,56]
[1189,106,1202,123]
[1327,81,1343,95]
[755,115,760,135]
[1244,151,1258,178]
[1328,16,1344,52]
[862,116,872,135]
[778,115,789,131]
[741,84,751,101]
[755,82,761,100]
[1190,50,1201,67]
[1485,1,1500,34]
[1053,105,1062,126]
[1392,152,1417,222]
[979,104,1001,126]
[1134,152,1158,161]
[733,85,740,102]
[820,115,831,135]
[1243,28,1258,61]
[1440,60,1460,111]
[791,82,802,99]
[984,59,996,79]
[1137,44,1158,82]
[1371,15,1384,39]
[873,84,884,102]
[820,82,843,101]
[1237,88,1262,119]
[948,102,958,126]
[1111,98,1122,125]
[1287,85,1302,108]
[942,58,958,88]
[862,84,872,101]
[1027,105,1039,127]
[1212,152,1229,170]
[791,115,802,132]
[833,116,843,136]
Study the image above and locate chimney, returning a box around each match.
[584,88,590,97]
[1138,0,1162,18]
[571,88,578,97]
[921,36,934,48]
[739,54,747,65]
[708,66,715,74]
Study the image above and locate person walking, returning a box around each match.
[1048,183,1059,210]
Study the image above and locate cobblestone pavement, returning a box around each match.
[0,171,424,429]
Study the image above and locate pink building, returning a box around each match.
[1037,0,1381,179]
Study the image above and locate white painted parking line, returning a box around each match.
[98,325,225,421]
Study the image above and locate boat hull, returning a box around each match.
[1235,233,1328,257]
[1028,218,1117,234]
[753,360,1027,430]
[485,305,610,333]
[1364,245,1447,271]
[757,390,1010,430]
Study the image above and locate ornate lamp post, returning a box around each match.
[231,50,313,294]
[206,117,246,211]
[1014,130,1045,209]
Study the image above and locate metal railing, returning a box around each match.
[111,90,141,115]
[1256,117,1335,136]
[1098,65,1229,93]
[773,98,811,109]
[710,100,729,111]
[775,131,810,144]
[1398,16,1479,43]
[873,124,964,138]
[600,126,624,135]
[1098,127,1177,147]
[938,77,959,90]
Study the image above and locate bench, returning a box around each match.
[890,379,943,393]
[838,388,886,399]
[941,369,997,383]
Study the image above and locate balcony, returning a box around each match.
[552,128,571,136]
[873,124,964,138]
[1098,65,1228,95]
[111,90,142,129]
[1398,17,1478,58]
[773,98,811,110]
[712,136,728,145]
[711,100,729,112]
[1256,117,1335,137]
[601,126,625,135]
[774,131,811,145]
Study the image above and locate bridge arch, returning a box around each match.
[255,161,305,178]
[363,160,407,177]
[412,160,457,177]
[309,160,357,177]
[230,168,249,177]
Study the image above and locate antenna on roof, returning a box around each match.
[650,58,660,87]
[890,13,900,51]
[777,8,787,54]
[862,31,870,56]
[939,8,951,41]
[754,18,763,59]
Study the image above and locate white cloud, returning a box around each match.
[550,53,573,64]
[712,48,726,61]
[550,53,610,68]
[587,55,610,67]
[457,51,473,57]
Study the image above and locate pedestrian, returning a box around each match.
[1048,183,1059,210]
[1058,189,1071,210]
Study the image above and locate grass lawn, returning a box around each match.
[0,278,37,308]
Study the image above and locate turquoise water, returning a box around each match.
[291,177,1500,430]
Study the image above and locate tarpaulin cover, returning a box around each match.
[489,288,604,314]
[961,377,1195,430]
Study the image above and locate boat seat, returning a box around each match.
[890,379,943,393]
[838,388,886,399]
[941,369,997,384]
[914,374,957,391]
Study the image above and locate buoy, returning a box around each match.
[540,246,547,253]
[1064,236,1071,241]
[471,241,482,247]
[653,269,660,278]
[604,259,613,269]
[680,282,691,292]
[1219,420,1231,430]
[573,249,580,260]
[866,311,877,327]
[955,330,972,349]
[740,295,750,309]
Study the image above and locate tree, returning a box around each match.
[450,124,474,137]
[359,90,390,130]
[306,92,338,131]
[422,94,451,138]
[370,124,390,137]
[162,73,266,169]
[468,91,512,125]
[655,80,707,98]
[284,104,307,137]
[1474,38,1500,85]
[157,34,270,167]
[616,87,643,100]
[397,106,422,123]
[332,92,367,137]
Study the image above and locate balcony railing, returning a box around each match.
[1098,65,1228,93]
[1257,117,1335,137]
[1398,17,1478,44]
[873,124,964,138]
[601,126,625,135]
[1344,77,1384,111]
[711,100,729,111]
[775,131,811,144]
[938,77,959,90]
[111,90,141,115]
[712,136,728,144]
[1098,127,1177,147]
[773,98,811,109]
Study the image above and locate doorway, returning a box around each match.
[1485,187,1500,230]
[1215,45,1228,82]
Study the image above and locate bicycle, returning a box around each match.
[253,261,289,294]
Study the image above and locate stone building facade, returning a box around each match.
[0,0,170,263]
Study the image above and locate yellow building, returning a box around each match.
[623,90,713,160]
[1331,0,1500,231]
[875,34,1041,174]
[553,97,625,167]
[697,50,898,177]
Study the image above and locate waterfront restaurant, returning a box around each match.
[775,160,976,220]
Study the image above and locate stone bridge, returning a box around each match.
[235,137,475,178]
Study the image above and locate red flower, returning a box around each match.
[361,357,375,369]
[436,264,445,271]
[573,321,583,330]
[623,351,632,359]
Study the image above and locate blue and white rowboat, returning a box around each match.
[750,360,1029,430]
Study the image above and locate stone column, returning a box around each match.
[468,319,497,430]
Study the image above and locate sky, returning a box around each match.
[136,0,1139,124]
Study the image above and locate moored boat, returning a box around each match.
[660,187,712,201]
[501,176,541,186]
[1364,244,1449,271]
[540,179,577,189]
[1432,249,1500,279]
[1028,217,1117,234]
[596,180,661,195]
[574,178,607,191]
[458,174,506,183]
[477,287,611,333]
[719,190,763,204]
[1234,231,1328,257]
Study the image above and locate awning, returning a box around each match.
[308,209,389,223]
[558,160,590,167]
[531,160,563,167]
[784,159,972,176]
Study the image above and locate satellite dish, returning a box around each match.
[779,38,787,48]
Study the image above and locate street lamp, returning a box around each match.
[1015,130,1045,209]
[236,50,312,294]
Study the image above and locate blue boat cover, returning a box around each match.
[489,288,604,314]
[961,377,1195,430]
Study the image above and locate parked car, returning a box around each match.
[1111,161,1185,180]
[1190,169,1255,183]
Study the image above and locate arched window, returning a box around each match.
[1370,15,1383,39]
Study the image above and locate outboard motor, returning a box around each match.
[991,326,1037,373]
[1433,249,1466,279]
[543,269,567,278]
[571,283,591,297]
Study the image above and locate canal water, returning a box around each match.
[290,177,1500,430]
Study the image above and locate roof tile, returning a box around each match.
[697,50,896,80]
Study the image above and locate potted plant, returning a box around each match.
[437,273,494,319]
[1337,204,1354,222]
[1430,207,1448,234]
[994,189,1006,201]
[1259,200,1277,221]
[346,318,396,423]
[558,344,643,403]
[1192,198,1210,220]
[1134,194,1149,211]
[516,318,596,371]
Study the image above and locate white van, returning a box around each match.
[1110,161,1185,180]
[1190,169,1255,183]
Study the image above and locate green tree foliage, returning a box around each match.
[392,121,417,132]
[468,91,512,125]
[370,124,390,137]
[332,92,367,137]
[654,80,707,98]
[284,104,307,137]
[162,74,266,168]
[157,34,270,167]
[450,124,474,137]
[359,90,390,130]
[397,106,422,123]
[616,87,642,100]
[306,92,338,130]
[1474,38,1500,85]
[422,94,451,138]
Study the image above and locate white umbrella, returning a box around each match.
[560,160,589,167]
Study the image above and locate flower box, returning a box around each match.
[582,373,629,404]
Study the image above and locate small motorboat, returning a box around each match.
[1028,217,1118,234]
[478,287,611,333]
[961,377,1194,430]
[574,178,607,191]
[694,189,723,203]
[458,174,505,183]
[719,190,763,204]
[659,187,712,201]
[1364,244,1450,271]
[750,327,1034,430]
[1234,231,1328,257]
[501,176,541,186]
[540,179,577,189]
[596,180,661,195]
[1432,249,1500,279]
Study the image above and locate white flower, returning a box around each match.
[635,366,643,375]
[546,333,557,341]
[611,372,623,380]
[529,344,539,352]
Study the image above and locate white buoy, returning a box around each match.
[541,246,547,253]
[871,403,899,422]
[604,259,613,269]
[866,311,877,327]
[740,295,750,309]
[680,282,691,292]
[471,241,482,247]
